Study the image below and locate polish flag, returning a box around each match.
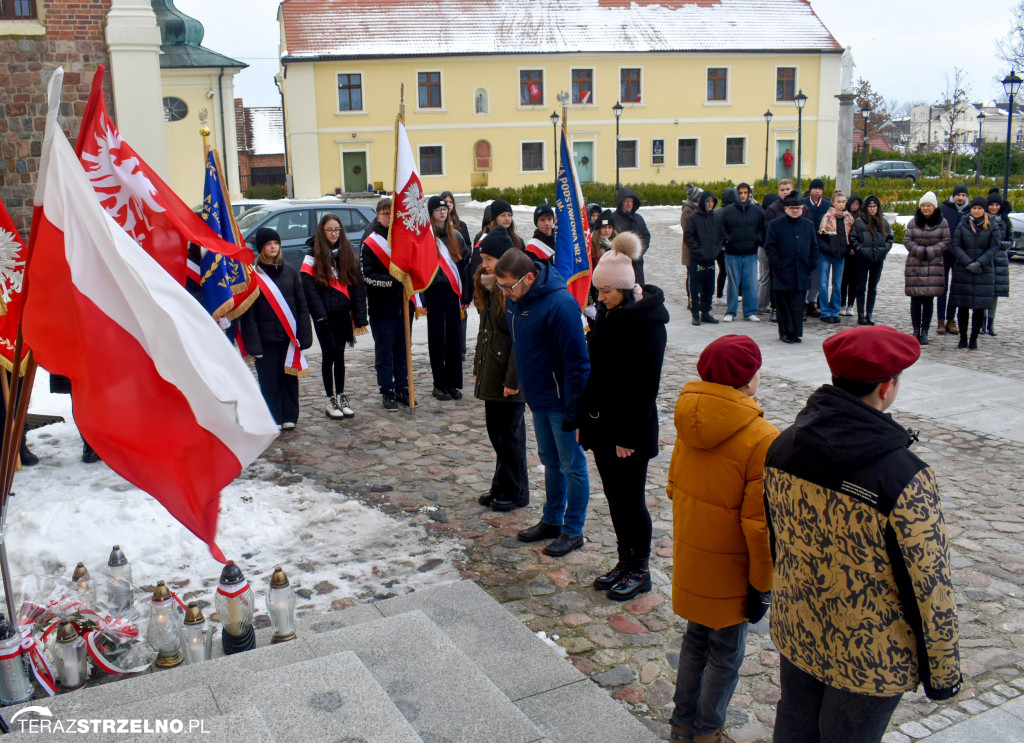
[22,69,279,562]
[388,119,438,294]
[0,199,28,373]
[580,91,591,104]
[75,66,252,286]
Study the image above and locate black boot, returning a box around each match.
[543,532,584,557]
[82,439,101,464]
[865,296,876,325]
[988,317,997,336]
[607,558,652,602]
[691,313,701,327]
[919,327,929,346]
[517,520,562,542]
[19,439,39,467]
[958,333,968,349]
[968,332,979,350]
[700,311,719,324]
[593,551,631,591]
[912,324,920,341]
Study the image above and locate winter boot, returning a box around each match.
[19,439,39,467]
[691,313,701,327]
[325,394,345,419]
[82,439,101,464]
[700,311,719,324]
[918,327,929,346]
[912,323,920,341]
[946,319,959,335]
[936,318,946,335]
[694,729,741,743]
[593,550,631,591]
[968,332,979,350]
[381,390,399,412]
[336,393,355,418]
[958,331,968,350]
[987,317,997,336]
[607,557,652,601]
[670,725,696,742]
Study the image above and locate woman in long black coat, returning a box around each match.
[949,197,999,350]
[849,195,893,325]
[579,233,668,602]
[985,193,1011,335]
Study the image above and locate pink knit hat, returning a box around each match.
[592,232,642,293]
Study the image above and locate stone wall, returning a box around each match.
[0,0,114,239]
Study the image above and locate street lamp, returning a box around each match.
[550,110,559,185]
[860,105,871,186]
[976,110,986,186]
[612,101,624,189]
[1002,70,1022,200]
[763,110,773,185]
[794,90,807,196]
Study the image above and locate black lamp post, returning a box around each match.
[1002,71,1022,200]
[860,105,871,186]
[763,110,773,185]
[612,101,624,189]
[794,90,807,196]
[976,110,986,186]
[550,110,559,179]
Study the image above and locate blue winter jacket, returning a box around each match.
[506,262,590,421]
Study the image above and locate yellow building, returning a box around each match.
[278,0,843,198]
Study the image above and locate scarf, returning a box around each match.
[970,215,988,233]
[820,206,854,238]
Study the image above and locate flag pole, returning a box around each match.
[392,84,416,411]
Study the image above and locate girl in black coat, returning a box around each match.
[579,233,669,602]
[423,195,471,400]
[949,197,999,349]
[241,227,313,429]
[849,195,893,325]
[985,194,1011,335]
[302,213,368,419]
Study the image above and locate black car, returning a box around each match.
[852,160,921,182]
[236,200,376,270]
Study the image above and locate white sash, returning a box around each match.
[436,236,463,299]
[525,237,555,260]
[251,268,308,376]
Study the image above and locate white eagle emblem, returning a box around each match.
[80,113,166,245]
[0,228,24,306]
[399,181,430,233]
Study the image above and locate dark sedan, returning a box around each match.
[236,201,376,270]
[852,160,921,182]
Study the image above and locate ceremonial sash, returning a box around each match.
[525,237,555,261]
[365,232,423,311]
[251,268,309,377]
[300,255,350,299]
[436,237,462,300]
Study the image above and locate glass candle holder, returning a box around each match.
[178,603,214,664]
[0,614,31,705]
[51,622,88,692]
[266,566,296,643]
[146,582,184,669]
[214,562,255,655]
[105,546,133,614]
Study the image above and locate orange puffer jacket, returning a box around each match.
[666,381,779,630]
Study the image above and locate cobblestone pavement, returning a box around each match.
[263,200,1024,741]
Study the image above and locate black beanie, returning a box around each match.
[988,187,1001,197]
[953,184,969,196]
[970,196,988,209]
[254,227,282,252]
[427,195,446,214]
[490,199,513,219]
[597,209,616,229]
[987,193,1003,205]
[534,203,554,225]
[809,178,825,191]
[479,226,514,258]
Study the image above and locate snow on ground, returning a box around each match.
[11,371,463,612]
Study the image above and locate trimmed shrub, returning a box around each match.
[244,183,287,199]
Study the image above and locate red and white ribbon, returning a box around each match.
[365,232,422,311]
[82,629,150,675]
[525,237,555,260]
[251,270,308,375]
[216,580,251,599]
[436,237,462,299]
[300,255,351,299]
[1,628,57,696]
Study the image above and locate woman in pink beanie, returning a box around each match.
[578,233,669,600]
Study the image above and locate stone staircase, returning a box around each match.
[5,580,659,742]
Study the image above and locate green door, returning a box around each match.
[573,141,594,183]
[776,139,795,180]
[343,152,368,193]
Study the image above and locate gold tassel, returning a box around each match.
[353,326,369,337]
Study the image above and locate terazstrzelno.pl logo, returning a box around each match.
[9,706,209,735]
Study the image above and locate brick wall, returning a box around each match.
[0,0,113,239]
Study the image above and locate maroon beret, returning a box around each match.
[823,326,921,383]
[697,335,762,387]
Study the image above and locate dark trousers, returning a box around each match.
[937,264,956,322]
[593,448,652,564]
[424,283,463,391]
[854,258,883,318]
[314,311,349,396]
[957,307,986,340]
[369,313,409,394]
[253,340,299,426]
[671,621,748,737]
[840,254,857,306]
[715,251,727,297]
[484,401,529,505]
[689,261,716,315]
[773,656,902,743]
[910,296,934,333]
[774,289,805,340]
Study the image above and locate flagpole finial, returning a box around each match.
[198,107,211,147]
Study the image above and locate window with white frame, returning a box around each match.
[652,139,665,165]
[520,70,544,106]
[521,142,544,171]
[418,72,442,108]
[677,138,698,166]
[337,74,363,112]
[620,68,641,103]
[707,68,728,101]
[618,140,638,168]
[776,67,796,102]
[572,68,593,104]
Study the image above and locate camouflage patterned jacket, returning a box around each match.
[764,385,962,700]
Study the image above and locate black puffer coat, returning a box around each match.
[720,197,765,256]
[903,209,950,298]
[578,286,669,460]
[683,191,723,264]
[765,213,818,292]
[850,197,894,263]
[473,277,523,403]
[949,217,999,311]
[360,222,407,318]
[240,262,313,356]
[988,212,1011,298]
[301,239,368,326]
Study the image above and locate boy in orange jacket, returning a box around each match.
[666,335,779,743]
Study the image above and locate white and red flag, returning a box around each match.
[0,199,28,374]
[388,119,438,294]
[22,69,279,562]
[75,65,252,285]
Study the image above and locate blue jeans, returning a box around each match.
[774,656,902,743]
[724,253,759,318]
[531,410,590,536]
[670,620,748,736]
[818,254,845,317]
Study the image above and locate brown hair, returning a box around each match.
[375,197,392,214]
[312,213,360,286]
[489,217,525,249]
[440,190,462,232]
[473,264,489,312]
[257,249,283,267]
[434,210,462,261]
[495,247,537,280]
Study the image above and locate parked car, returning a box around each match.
[852,160,921,182]
[236,200,376,270]
[191,198,275,220]
[1008,213,1024,259]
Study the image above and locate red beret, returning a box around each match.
[697,335,762,387]
[823,326,921,383]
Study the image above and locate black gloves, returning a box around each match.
[746,585,771,624]
[966,261,983,274]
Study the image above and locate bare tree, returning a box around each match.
[997,1,1024,72]
[940,68,971,175]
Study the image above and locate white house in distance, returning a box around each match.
[909,101,1024,153]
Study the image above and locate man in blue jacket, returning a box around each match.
[495,249,591,557]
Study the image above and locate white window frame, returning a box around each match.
[676,137,700,168]
[418,143,446,177]
[519,140,546,174]
[517,66,546,109]
[723,135,747,167]
[415,69,445,113]
[473,86,490,116]
[704,65,731,106]
[570,67,596,107]
[651,138,665,166]
[774,65,798,105]
[335,71,366,115]
[618,65,645,107]
[617,138,640,170]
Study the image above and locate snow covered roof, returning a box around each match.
[280,0,843,60]
[249,108,284,155]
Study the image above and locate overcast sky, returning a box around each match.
[175,0,1021,110]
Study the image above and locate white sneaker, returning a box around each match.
[746,314,761,322]
[714,296,726,306]
[723,314,735,322]
[281,422,295,430]
[337,394,355,418]
[325,395,345,419]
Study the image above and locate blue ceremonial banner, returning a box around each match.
[200,150,256,322]
[553,128,592,308]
